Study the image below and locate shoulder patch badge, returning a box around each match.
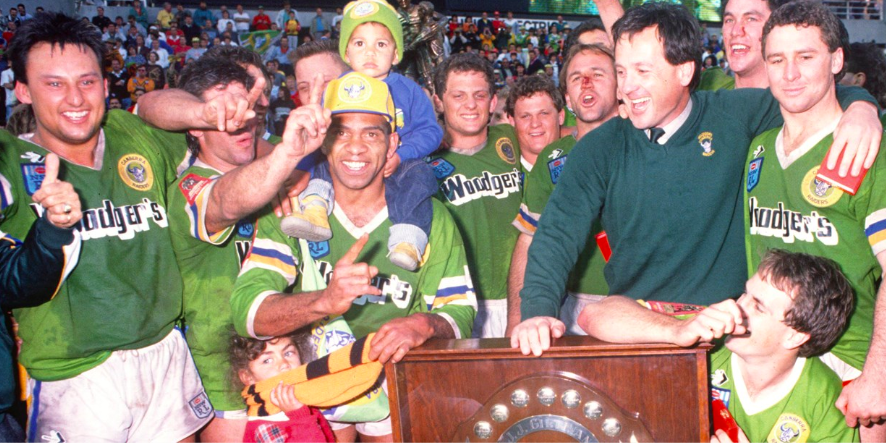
[801,166,843,208]
[428,158,455,179]
[747,157,763,193]
[118,154,154,192]
[308,240,330,259]
[698,131,715,157]
[767,413,809,443]
[495,137,517,165]
[178,173,212,204]
[20,163,46,196]
[547,155,568,184]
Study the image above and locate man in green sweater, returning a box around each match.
[512,2,881,357]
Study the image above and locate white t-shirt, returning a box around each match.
[232,11,250,32]
[1,69,16,107]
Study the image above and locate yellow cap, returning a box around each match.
[323,71,396,130]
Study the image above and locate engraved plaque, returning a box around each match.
[490,405,509,423]
[511,389,530,408]
[537,387,556,406]
[562,390,581,409]
[474,421,492,439]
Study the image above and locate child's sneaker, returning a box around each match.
[281,202,332,242]
[387,242,421,271]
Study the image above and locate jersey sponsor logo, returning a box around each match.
[439,169,522,206]
[236,220,254,238]
[548,155,567,184]
[711,369,729,387]
[747,157,763,192]
[308,240,330,259]
[748,197,838,245]
[698,131,715,157]
[711,387,731,408]
[801,166,843,208]
[31,198,170,241]
[495,137,517,164]
[178,173,212,204]
[20,163,45,196]
[188,391,213,419]
[767,413,809,443]
[429,158,455,179]
[317,261,413,308]
[235,240,252,267]
[117,154,155,192]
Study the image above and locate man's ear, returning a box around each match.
[489,92,498,114]
[558,108,565,126]
[432,94,444,114]
[14,81,32,105]
[831,47,844,77]
[676,60,695,87]
[782,329,811,352]
[388,131,399,158]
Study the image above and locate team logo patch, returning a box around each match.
[20,163,45,196]
[178,173,212,204]
[117,154,154,192]
[767,413,809,443]
[308,240,330,259]
[236,220,254,238]
[801,166,843,208]
[338,75,371,104]
[350,1,379,18]
[747,157,763,193]
[698,131,715,157]
[711,369,729,387]
[188,391,213,419]
[711,387,731,408]
[548,155,567,184]
[429,158,455,179]
[495,137,517,165]
[324,329,354,349]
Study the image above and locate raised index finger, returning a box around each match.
[245,64,267,110]
[41,153,60,186]
[338,234,369,266]
[308,73,325,106]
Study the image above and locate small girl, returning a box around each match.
[230,332,334,443]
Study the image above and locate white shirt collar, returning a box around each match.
[645,97,693,145]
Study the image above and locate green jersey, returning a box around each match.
[168,160,264,411]
[231,199,477,340]
[744,128,886,370]
[710,347,858,442]
[427,124,522,302]
[698,67,735,91]
[514,135,608,296]
[0,110,188,381]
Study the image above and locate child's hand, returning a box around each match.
[270,382,304,413]
[383,152,401,178]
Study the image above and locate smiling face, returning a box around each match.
[435,70,497,145]
[238,337,302,385]
[614,26,692,130]
[565,49,618,129]
[325,113,398,192]
[345,22,398,80]
[16,43,108,154]
[295,52,347,100]
[725,273,806,358]
[509,92,563,160]
[190,81,259,172]
[764,24,842,117]
[723,0,770,79]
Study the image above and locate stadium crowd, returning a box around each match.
[0,0,885,442]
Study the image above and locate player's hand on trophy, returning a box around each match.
[670,299,746,347]
[510,316,566,357]
[198,64,267,131]
[279,73,331,162]
[370,314,439,364]
[318,235,381,317]
[31,153,82,229]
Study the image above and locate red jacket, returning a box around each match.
[244,407,334,443]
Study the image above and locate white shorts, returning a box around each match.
[559,292,606,336]
[328,415,392,436]
[28,329,213,443]
[819,352,863,381]
[472,299,507,338]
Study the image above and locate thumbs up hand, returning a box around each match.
[31,153,83,229]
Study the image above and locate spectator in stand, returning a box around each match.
[2,21,15,44]
[494,25,510,51]
[311,8,329,41]
[491,11,504,32]
[217,10,234,35]
[279,4,300,48]
[562,18,609,52]
[527,48,545,75]
[181,15,202,42]
[264,36,293,71]
[92,7,112,31]
[270,85,295,135]
[233,5,250,33]
[266,59,285,88]
[114,15,125,29]
[479,27,494,51]
[202,18,218,40]
[1,60,15,121]
[174,3,191,25]
[129,1,150,30]
[554,15,567,32]
[124,44,146,68]
[133,34,150,58]
[124,15,146,40]
[127,63,155,102]
[186,37,209,61]
[504,11,518,34]
[146,26,169,49]
[147,53,166,89]
[476,12,493,34]
[108,96,122,110]
[103,39,124,72]
[166,22,184,48]
[331,7,343,29]
[2,8,20,30]
[101,23,124,43]
[16,4,32,22]
[193,1,217,28]
[108,58,130,106]
[157,3,175,30]
[253,6,272,31]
